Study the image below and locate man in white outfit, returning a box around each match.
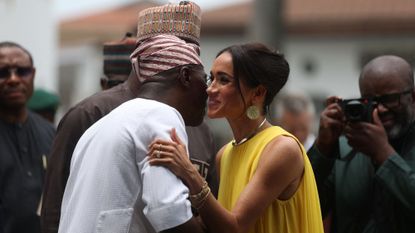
[58,35,208,233]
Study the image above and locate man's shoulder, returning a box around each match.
[75,86,131,111]
[119,98,179,116]
[60,86,133,126]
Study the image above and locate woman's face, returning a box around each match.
[207,52,248,119]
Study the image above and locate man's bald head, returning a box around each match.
[359,55,413,92]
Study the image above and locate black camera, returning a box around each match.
[340,98,377,122]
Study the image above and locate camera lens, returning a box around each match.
[345,100,365,121]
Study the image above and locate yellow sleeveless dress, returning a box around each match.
[218,126,323,233]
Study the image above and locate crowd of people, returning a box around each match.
[1,1,414,233]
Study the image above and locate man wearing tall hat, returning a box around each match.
[41,2,216,233]
[59,34,207,233]
[100,32,137,90]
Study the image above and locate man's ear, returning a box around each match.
[178,65,191,87]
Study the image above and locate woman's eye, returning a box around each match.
[219,76,230,84]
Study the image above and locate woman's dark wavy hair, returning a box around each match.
[216,43,290,114]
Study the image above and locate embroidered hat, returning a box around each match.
[136,1,202,45]
[103,32,137,76]
[130,34,202,82]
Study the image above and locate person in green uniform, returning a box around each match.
[308,55,415,233]
[27,89,59,124]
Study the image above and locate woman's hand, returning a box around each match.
[148,128,204,193]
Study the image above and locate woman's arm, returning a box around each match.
[149,130,304,233]
[215,146,225,180]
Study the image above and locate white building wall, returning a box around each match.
[0,0,58,92]
[59,44,102,104]
[285,36,415,99]
[200,35,251,72]
[285,38,361,99]
[56,44,102,119]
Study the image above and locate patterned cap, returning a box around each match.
[130,34,202,82]
[136,1,202,45]
[103,32,137,76]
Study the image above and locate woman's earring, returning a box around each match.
[246,105,260,120]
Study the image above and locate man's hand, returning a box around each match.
[315,96,345,157]
[344,108,395,165]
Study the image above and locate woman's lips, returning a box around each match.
[208,99,220,108]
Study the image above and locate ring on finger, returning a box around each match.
[156,150,161,158]
[158,144,162,151]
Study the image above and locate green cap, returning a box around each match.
[28,89,60,111]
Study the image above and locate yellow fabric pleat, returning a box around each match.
[218,126,323,233]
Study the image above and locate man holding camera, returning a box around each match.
[308,55,415,233]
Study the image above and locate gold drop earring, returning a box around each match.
[246,105,260,120]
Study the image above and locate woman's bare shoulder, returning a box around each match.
[257,135,304,182]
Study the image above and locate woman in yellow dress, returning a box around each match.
[148,43,324,233]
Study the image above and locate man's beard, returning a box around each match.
[388,124,405,140]
[386,106,414,140]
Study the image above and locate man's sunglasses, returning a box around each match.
[0,66,34,80]
[370,89,413,109]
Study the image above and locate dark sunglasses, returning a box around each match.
[370,89,413,109]
[0,66,34,80]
